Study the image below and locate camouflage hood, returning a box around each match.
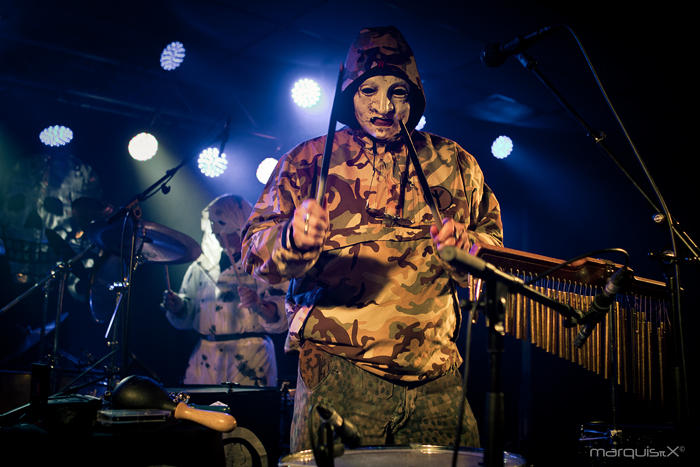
[336,26,426,132]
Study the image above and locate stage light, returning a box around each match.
[491,135,513,159]
[128,132,158,161]
[291,78,321,108]
[198,147,227,177]
[415,115,426,131]
[160,41,186,71]
[256,157,278,184]
[39,125,73,147]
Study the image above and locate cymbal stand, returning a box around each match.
[0,241,97,411]
[100,206,157,390]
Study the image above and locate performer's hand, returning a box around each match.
[238,286,278,322]
[430,218,469,251]
[291,198,329,251]
[161,290,184,315]
[238,285,261,309]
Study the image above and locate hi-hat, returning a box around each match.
[88,218,201,264]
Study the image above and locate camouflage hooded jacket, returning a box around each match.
[242,27,503,383]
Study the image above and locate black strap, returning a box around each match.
[201,332,268,342]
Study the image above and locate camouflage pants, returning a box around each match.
[289,343,480,453]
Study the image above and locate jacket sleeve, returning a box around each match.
[459,145,503,249]
[242,140,325,284]
[441,144,504,286]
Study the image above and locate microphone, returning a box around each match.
[481,25,556,67]
[316,405,361,448]
[574,266,631,348]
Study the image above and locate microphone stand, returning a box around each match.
[514,50,692,426]
[0,241,96,418]
[309,403,344,467]
[95,149,198,389]
[439,246,589,467]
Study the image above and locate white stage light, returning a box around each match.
[128,132,158,161]
[160,41,186,70]
[491,135,513,159]
[291,78,321,108]
[198,147,228,177]
[256,157,278,184]
[39,125,73,147]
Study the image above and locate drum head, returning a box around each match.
[279,445,526,467]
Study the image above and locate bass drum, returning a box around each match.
[279,445,526,466]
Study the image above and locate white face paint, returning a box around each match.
[353,75,411,142]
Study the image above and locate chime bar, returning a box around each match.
[468,244,670,402]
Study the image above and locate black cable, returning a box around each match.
[452,289,480,467]
[563,25,689,419]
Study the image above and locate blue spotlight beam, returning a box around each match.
[315,63,343,205]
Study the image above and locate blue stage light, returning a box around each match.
[128,132,158,161]
[491,135,513,159]
[198,147,227,177]
[160,41,186,71]
[39,125,73,147]
[291,78,321,108]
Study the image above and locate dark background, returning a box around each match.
[1,1,696,465]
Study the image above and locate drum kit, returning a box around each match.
[0,195,202,395]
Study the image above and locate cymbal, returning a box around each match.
[87,218,201,264]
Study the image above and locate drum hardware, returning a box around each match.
[1,237,97,393]
[439,246,608,467]
[309,403,347,467]
[279,446,527,466]
[83,211,202,389]
[108,281,130,291]
[81,149,202,390]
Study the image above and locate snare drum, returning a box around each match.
[279,445,526,466]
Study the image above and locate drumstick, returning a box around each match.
[164,265,172,291]
[315,63,344,206]
[399,120,443,231]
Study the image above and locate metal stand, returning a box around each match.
[0,242,101,422]
[1,243,94,377]
[514,48,694,425]
[97,205,161,388]
[313,417,337,467]
[483,279,507,467]
[439,246,592,467]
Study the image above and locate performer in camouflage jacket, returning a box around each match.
[242,26,503,451]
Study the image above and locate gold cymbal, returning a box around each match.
[87,218,201,264]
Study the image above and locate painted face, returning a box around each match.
[353,75,411,142]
